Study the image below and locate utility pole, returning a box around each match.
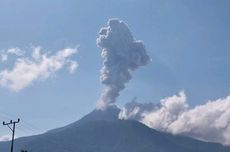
[3,118,20,152]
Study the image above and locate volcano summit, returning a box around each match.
[0,107,229,152]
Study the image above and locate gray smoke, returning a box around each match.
[96,19,150,109]
[119,97,159,120]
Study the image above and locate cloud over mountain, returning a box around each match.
[120,91,230,145]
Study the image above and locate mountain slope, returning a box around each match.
[0,107,229,152]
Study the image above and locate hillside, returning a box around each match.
[0,106,229,152]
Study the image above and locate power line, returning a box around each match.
[3,118,20,152]
[0,111,40,133]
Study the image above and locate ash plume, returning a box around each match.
[96,19,150,110]
[119,97,159,120]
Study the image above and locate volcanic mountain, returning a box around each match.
[0,106,229,152]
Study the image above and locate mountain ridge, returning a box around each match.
[0,106,229,152]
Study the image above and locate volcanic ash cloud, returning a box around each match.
[96,19,150,110]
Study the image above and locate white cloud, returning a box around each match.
[0,53,8,62]
[7,48,24,56]
[0,48,24,62]
[0,47,78,91]
[68,60,78,74]
[0,135,11,141]
[120,91,230,145]
[142,91,188,131]
[31,46,42,60]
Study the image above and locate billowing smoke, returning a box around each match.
[96,19,150,109]
[119,91,230,145]
[119,97,160,120]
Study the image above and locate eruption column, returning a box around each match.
[96,19,150,110]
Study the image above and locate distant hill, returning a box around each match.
[0,106,229,152]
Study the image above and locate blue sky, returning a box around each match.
[0,0,230,139]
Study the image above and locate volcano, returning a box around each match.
[0,106,229,152]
